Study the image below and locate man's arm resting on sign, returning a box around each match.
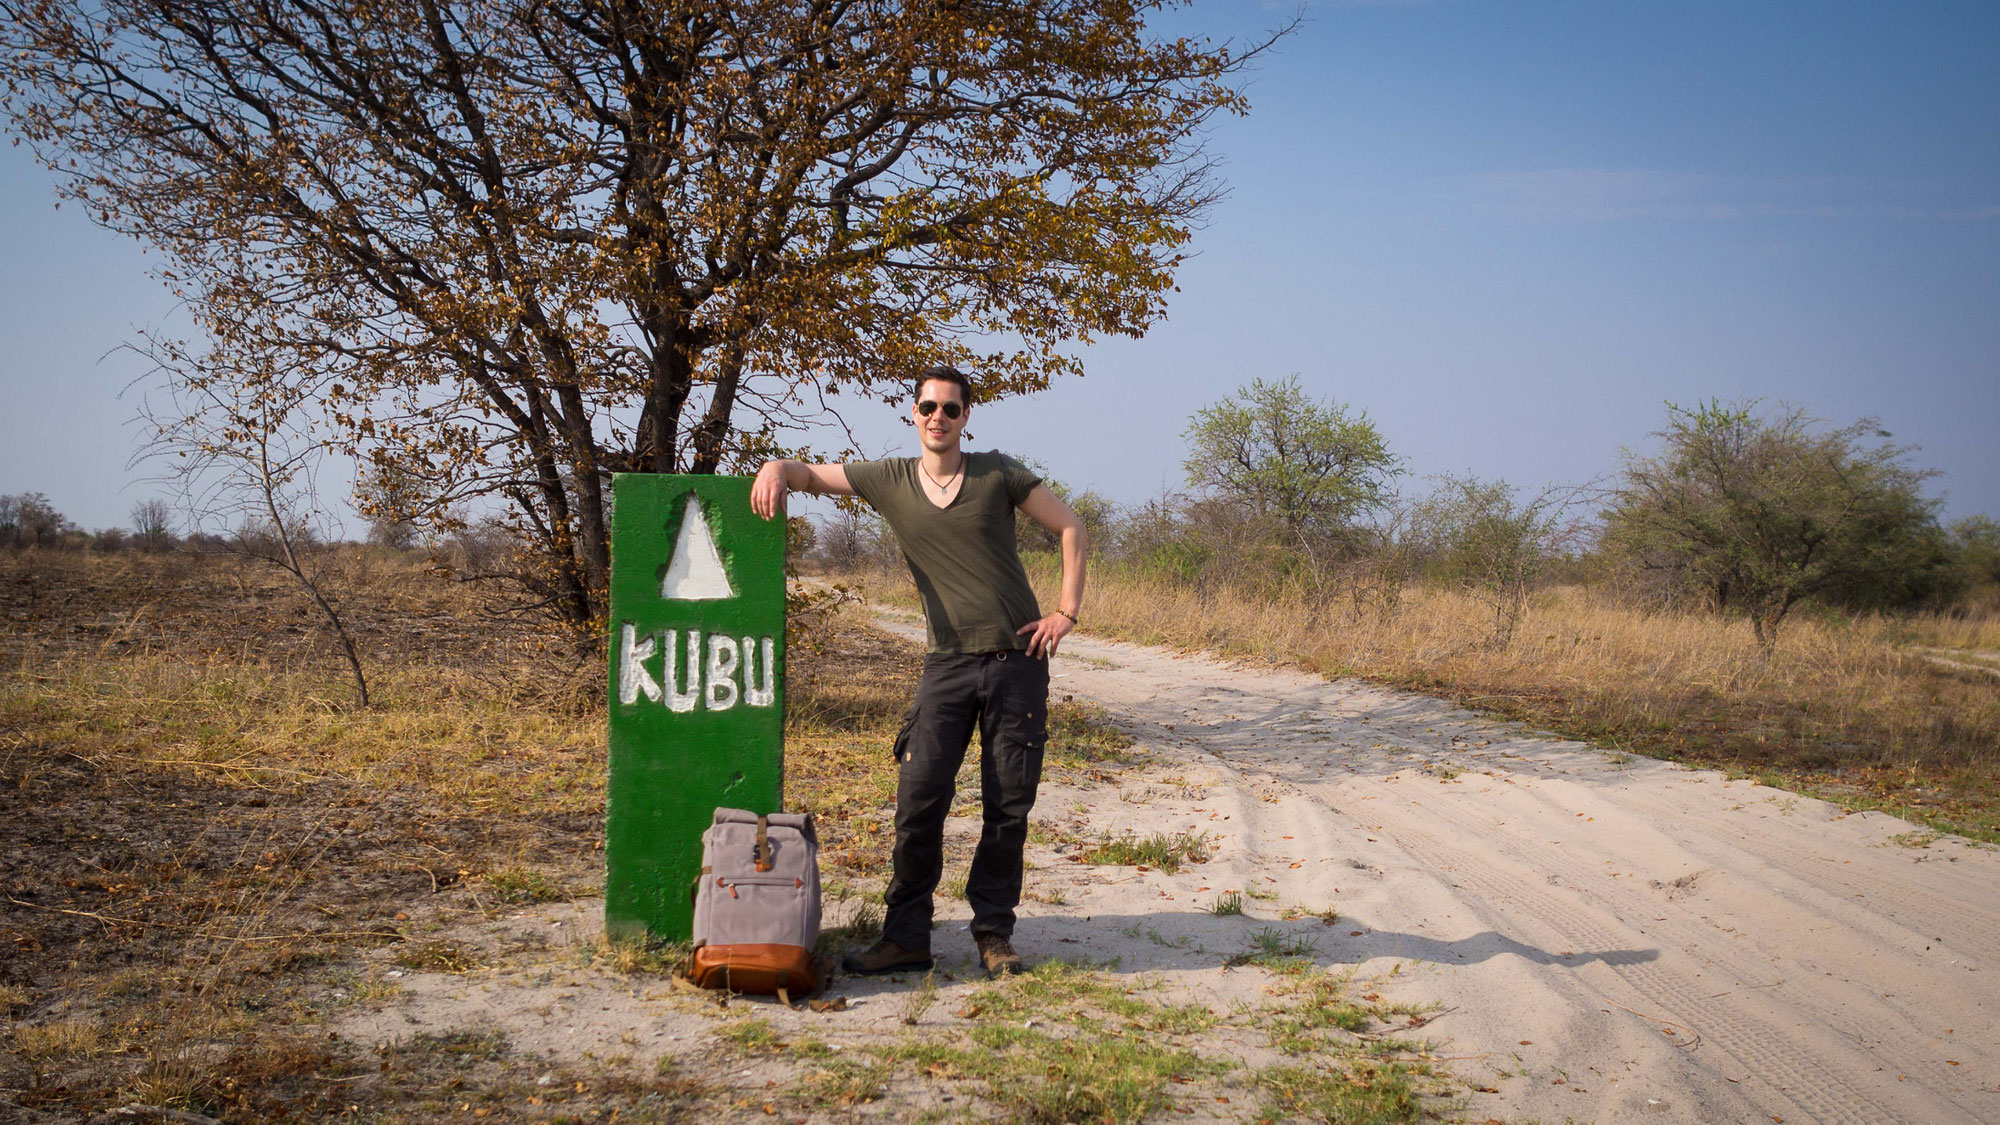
[1015,482,1088,659]
[751,460,852,519]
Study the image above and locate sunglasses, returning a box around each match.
[915,399,963,420]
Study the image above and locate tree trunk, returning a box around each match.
[690,344,747,474]
[253,420,370,709]
[649,334,694,474]
[555,382,610,605]
[1751,598,1792,653]
[520,384,594,633]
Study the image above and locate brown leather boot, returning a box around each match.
[840,938,933,976]
[975,932,1024,978]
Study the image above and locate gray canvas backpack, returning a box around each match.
[687,808,822,1000]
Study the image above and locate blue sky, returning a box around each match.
[3,0,1995,533]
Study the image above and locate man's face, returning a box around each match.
[911,379,968,453]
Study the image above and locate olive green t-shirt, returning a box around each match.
[845,452,1043,653]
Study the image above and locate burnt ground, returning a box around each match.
[0,549,844,1122]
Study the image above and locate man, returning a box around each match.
[750,365,1088,979]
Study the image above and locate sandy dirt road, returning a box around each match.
[991,621,2000,1125]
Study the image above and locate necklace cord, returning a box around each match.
[919,457,963,493]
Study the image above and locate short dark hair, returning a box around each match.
[913,365,973,406]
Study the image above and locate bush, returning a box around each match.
[1604,400,1951,647]
[1949,516,2000,608]
[1411,475,1587,648]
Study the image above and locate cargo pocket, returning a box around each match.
[891,703,921,763]
[1005,667,1049,789]
[1013,712,1048,790]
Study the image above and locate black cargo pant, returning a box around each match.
[881,650,1048,951]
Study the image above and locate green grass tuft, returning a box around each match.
[1255,1062,1422,1124]
[716,1017,782,1052]
[480,867,571,904]
[884,1020,1229,1123]
[1280,902,1340,925]
[790,1056,891,1110]
[1045,699,1139,770]
[1080,830,1211,873]
[1224,927,1322,974]
[392,941,483,974]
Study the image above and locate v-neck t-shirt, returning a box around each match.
[844,452,1043,653]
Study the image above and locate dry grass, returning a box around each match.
[838,557,2000,841]
[11,1018,103,1062]
[932,556,2000,840]
[0,549,908,1120]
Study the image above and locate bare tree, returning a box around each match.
[813,506,872,572]
[143,352,372,708]
[1412,475,1590,649]
[1297,504,1416,625]
[130,497,175,552]
[354,458,429,551]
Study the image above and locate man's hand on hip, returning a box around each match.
[1016,613,1074,659]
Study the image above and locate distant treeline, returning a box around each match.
[0,493,179,553]
[0,491,521,572]
[808,381,2000,649]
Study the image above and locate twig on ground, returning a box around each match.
[88,1104,223,1124]
[136,757,325,779]
[7,897,161,930]
[1600,999,1702,1048]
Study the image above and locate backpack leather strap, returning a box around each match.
[753,814,774,872]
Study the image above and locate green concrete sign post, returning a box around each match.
[605,474,785,942]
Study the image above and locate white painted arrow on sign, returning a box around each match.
[661,496,734,600]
